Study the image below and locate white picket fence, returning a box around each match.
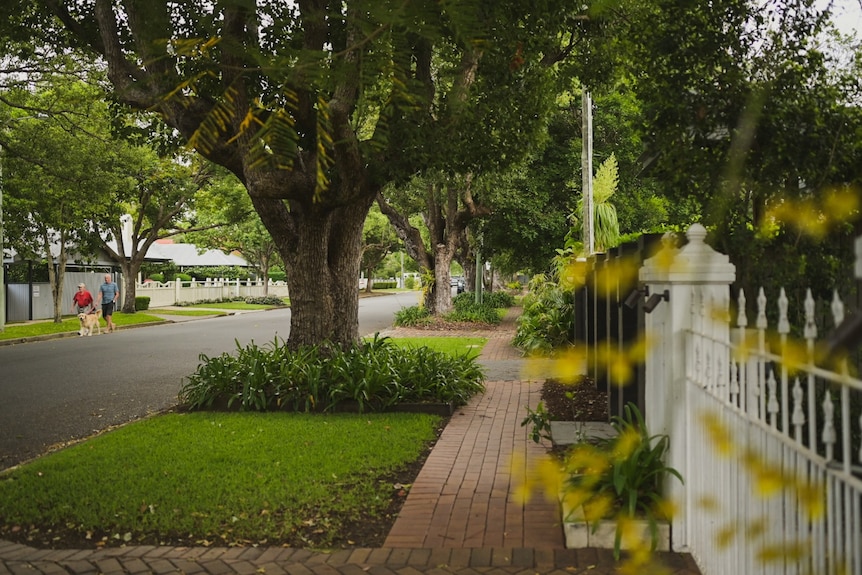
[137,278,289,308]
[641,224,862,575]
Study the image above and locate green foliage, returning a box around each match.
[404,276,417,290]
[182,266,252,281]
[483,291,515,309]
[445,293,503,324]
[565,403,683,558]
[147,273,165,283]
[520,402,553,444]
[177,336,485,413]
[268,267,286,282]
[513,274,575,355]
[394,305,431,327]
[134,296,150,311]
[569,154,622,254]
[175,273,192,282]
[369,279,397,289]
[243,296,285,306]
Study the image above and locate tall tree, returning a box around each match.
[361,206,397,293]
[96,154,225,313]
[616,0,862,302]
[182,175,281,294]
[2,1,591,348]
[378,172,490,314]
[1,81,131,322]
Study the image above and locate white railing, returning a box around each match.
[686,285,862,575]
[641,224,862,575]
[137,278,289,308]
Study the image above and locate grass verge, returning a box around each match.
[385,336,486,359]
[0,411,442,549]
[0,312,165,340]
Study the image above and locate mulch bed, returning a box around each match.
[540,377,608,422]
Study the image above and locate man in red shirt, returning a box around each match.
[71,283,94,314]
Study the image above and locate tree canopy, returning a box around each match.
[1,0,600,347]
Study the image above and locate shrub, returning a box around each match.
[404,276,416,289]
[244,296,285,306]
[446,293,502,324]
[268,268,286,282]
[134,296,150,311]
[370,279,397,289]
[177,335,485,413]
[483,291,515,308]
[513,274,574,355]
[147,273,164,283]
[394,305,431,326]
[175,273,193,282]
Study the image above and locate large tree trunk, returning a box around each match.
[45,233,68,323]
[252,193,373,349]
[429,243,455,316]
[120,259,140,313]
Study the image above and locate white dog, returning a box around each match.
[78,310,103,336]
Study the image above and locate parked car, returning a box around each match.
[450,276,466,293]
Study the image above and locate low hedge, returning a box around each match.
[178,335,485,413]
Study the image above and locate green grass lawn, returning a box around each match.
[0,312,165,340]
[0,314,487,551]
[0,411,441,549]
[386,336,487,359]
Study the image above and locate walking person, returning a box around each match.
[96,274,120,333]
[71,283,94,314]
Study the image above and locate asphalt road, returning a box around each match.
[0,291,421,470]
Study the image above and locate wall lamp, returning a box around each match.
[623,285,669,313]
[643,289,669,313]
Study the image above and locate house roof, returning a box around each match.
[142,242,249,267]
[4,241,249,268]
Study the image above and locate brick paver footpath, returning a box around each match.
[0,307,703,575]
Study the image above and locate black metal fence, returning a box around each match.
[573,234,665,420]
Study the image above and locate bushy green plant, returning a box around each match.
[184,265,251,281]
[483,290,515,308]
[134,296,150,311]
[394,305,431,326]
[513,273,574,355]
[177,335,485,413]
[404,276,416,289]
[244,296,285,306]
[175,273,193,282]
[446,293,502,324]
[268,267,286,282]
[564,403,683,558]
[520,402,552,443]
[147,273,165,283]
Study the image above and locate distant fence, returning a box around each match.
[5,274,289,322]
[136,278,289,308]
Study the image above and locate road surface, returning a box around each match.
[0,292,419,470]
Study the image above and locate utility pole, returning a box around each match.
[0,141,5,332]
[581,90,594,255]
